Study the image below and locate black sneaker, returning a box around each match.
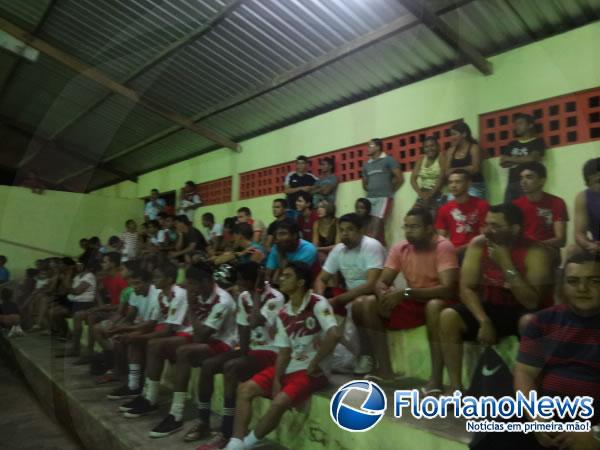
[119,395,147,412]
[108,385,141,400]
[123,397,158,418]
[149,414,183,438]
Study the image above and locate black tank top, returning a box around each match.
[449,144,484,182]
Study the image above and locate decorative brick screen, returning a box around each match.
[480,87,600,158]
[195,176,232,205]
[239,120,459,200]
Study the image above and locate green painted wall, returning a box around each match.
[0,186,143,280]
[93,24,600,246]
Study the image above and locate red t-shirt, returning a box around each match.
[102,273,128,305]
[435,196,489,248]
[297,210,319,243]
[513,193,568,242]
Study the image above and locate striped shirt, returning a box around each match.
[517,304,600,421]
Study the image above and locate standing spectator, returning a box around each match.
[295,192,319,243]
[439,204,553,393]
[120,220,139,262]
[202,213,223,252]
[313,200,338,256]
[355,198,386,246]
[178,181,203,223]
[500,113,546,203]
[236,207,265,244]
[283,155,318,214]
[317,213,386,375]
[514,253,600,450]
[444,122,486,199]
[411,136,445,212]
[264,199,287,252]
[513,162,568,255]
[352,209,458,383]
[0,255,9,284]
[311,157,338,206]
[574,157,600,255]
[170,215,208,263]
[265,219,318,283]
[435,170,489,259]
[361,138,404,220]
[144,189,166,221]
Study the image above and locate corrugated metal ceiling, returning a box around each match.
[0,0,598,192]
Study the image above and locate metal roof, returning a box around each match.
[0,0,598,192]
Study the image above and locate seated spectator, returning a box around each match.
[236,207,265,244]
[144,189,166,221]
[513,162,568,257]
[157,213,177,250]
[221,217,238,252]
[514,253,600,450]
[140,220,161,256]
[574,157,600,255]
[0,288,23,337]
[120,219,139,261]
[14,268,37,328]
[79,238,89,257]
[170,215,208,264]
[500,113,546,203]
[101,236,124,254]
[311,157,338,206]
[435,169,489,259]
[316,213,386,375]
[362,138,404,220]
[296,192,319,242]
[264,199,287,252]
[265,219,318,283]
[185,262,285,448]
[49,256,98,340]
[178,181,203,223]
[411,136,445,212]
[440,204,553,393]
[107,262,180,400]
[224,262,340,450]
[312,200,338,257]
[202,212,224,253]
[212,223,265,266]
[284,155,318,217]
[0,255,9,284]
[352,208,458,383]
[444,122,486,199]
[355,197,385,245]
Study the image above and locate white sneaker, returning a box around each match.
[14,325,25,336]
[224,438,246,450]
[7,326,17,338]
[354,355,374,375]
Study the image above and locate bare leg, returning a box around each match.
[173,343,212,392]
[231,381,264,439]
[424,299,448,391]
[439,308,467,391]
[254,392,293,439]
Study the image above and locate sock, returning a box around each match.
[243,431,259,448]
[145,378,160,405]
[128,364,141,390]
[169,391,187,421]
[225,438,244,450]
[221,397,236,438]
[197,399,211,424]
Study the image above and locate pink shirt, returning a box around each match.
[384,235,458,288]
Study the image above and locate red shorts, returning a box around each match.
[248,350,277,369]
[207,340,232,355]
[154,323,168,333]
[251,366,328,405]
[385,298,457,330]
[176,331,193,343]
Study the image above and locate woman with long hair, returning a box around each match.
[411,136,445,213]
[444,122,486,199]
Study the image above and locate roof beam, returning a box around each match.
[48,0,244,140]
[0,115,137,183]
[0,16,240,153]
[398,0,492,75]
[62,0,476,186]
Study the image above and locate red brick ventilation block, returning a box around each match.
[480,87,600,158]
[194,176,232,206]
[239,120,459,200]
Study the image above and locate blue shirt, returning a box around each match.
[266,239,317,270]
[144,198,166,220]
[0,267,10,283]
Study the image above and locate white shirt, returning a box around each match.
[178,194,202,222]
[160,285,188,329]
[67,272,96,303]
[205,223,224,243]
[274,291,337,374]
[120,231,139,261]
[129,284,161,322]
[237,285,285,352]
[323,236,386,289]
[144,198,166,220]
[182,286,238,348]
